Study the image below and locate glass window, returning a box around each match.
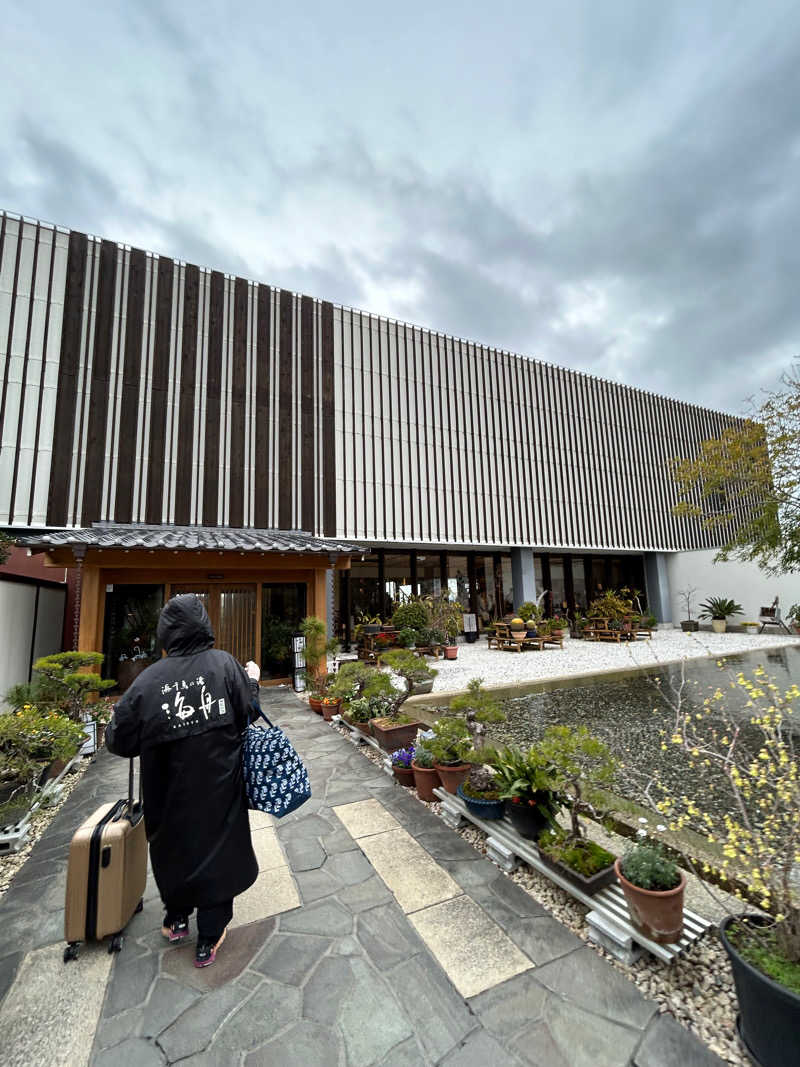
[446,554,469,607]
[102,584,164,685]
[261,583,307,680]
[550,557,567,616]
[590,558,606,598]
[384,552,412,616]
[500,555,514,615]
[349,553,383,622]
[416,553,442,599]
[571,558,588,613]
[474,555,497,624]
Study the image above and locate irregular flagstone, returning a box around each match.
[408,894,533,998]
[387,953,478,1062]
[138,976,200,1039]
[356,902,429,971]
[508,993,643,1067]
[245,1019,344,1066]
[533,946,657,1031]
[0,950,24,1008]
[230,865,301,928]
[439,1027,525,1066]
[294,865,345,903]
[338,874,394,914]
[279,897,354,938]
[0,942,112,1067]
[379,1035,433,1066]
[337,957,414,1067]
[158,982,248,1061]
[634,1012,727,1067]
[282,837,327,870]
[206,980,302,1054]
[93,1006,141,1052]
[357,828,461,912]
[332,798,401,838]
[505,915,584,965]
[414,828,492,863]
[302,954,357,1026]
[93,1037,166,1066]
[251,932,332,986]
[323,847,374,885]
[103,946,159,1019]
[468,969,548,1038]
[161,919,277,991]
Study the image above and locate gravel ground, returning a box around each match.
[332,719,750,1067]
[0,757,91,899]
[418,628,800,695]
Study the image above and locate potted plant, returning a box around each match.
[342,696,384,736]
[615,828,685,943]
[740,620,760,635]
[488,744,561,840]
[549,614,569,637]
[516,603,540,633]
[447,677,506,750]
[361,615,383,636]
[698,595,744,633]
[397,627,419,650]
[536,724,618,890]
[457,763,504,819]
[0,705,85,825]
[677,585,699,632]
[649,665,800,1067]
[301,616,340,712]
[428,717,473,793]
[320,695,342,722]
[423,593,463,659]
[411,735,440,802]
[509,616,527,639]
[367,650,433,751]
[787,604,800,633]
[390,597,430,636]
[390,745,416,786]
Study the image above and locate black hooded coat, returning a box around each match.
[106,595,258,908]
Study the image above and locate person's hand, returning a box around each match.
[245,661,260,681]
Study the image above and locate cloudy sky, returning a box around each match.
[2,1,799,413]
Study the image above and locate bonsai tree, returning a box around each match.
[0,531,13,566]
[423,594,463,647]
[538,724,618,845]
[446,677,505,749]
[300,616,339,695]
[379,650,437,722]
[328,661,395,711]
[586,589,633,621]
[698,596,744,621]
[9,652,116,723]
[390,597,430,635]
[428,716,473,767]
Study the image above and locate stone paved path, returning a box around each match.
[0,689,725,1066]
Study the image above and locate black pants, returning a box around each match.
[165,899,233,941]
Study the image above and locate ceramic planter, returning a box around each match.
[411,678,434,695]
[412,762,441,802]
[434,762,471,794]
[720,915,800,1067]
[680,620,699,632]
[363,624,382,635]
[443,645,458,660]
[321,698,341,722]
[711,619,727,633]
[369,719,421,752]
[615,859,685,944]
[456,784,504,819]
[505,799,550,840]
[342,713,373,737]
[392,765,415,787]
[536,845,616,894]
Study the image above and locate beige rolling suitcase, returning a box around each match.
[63,759,148,961]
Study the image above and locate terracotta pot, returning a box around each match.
[341,712,371,736]
[392,765,415,787]
[369,719,421,752]
[434,762,471,794]
[321,699,341,722]
[309,696,324,715]
[615,858,686,944]
[443,645,458,660]
[411,762,441,802]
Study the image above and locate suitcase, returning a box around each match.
[63,759,148,962]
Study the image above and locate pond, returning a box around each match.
[490,646,800,821]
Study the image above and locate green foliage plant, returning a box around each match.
[587,590,633,621]
[300,616,339,692]
[461,764,500,801]
[538,725,618,844]
[698,596,744,621]
[486,744,561,825]
[328,661,395,712]
[516,602,541,625]
[538,828,615,878]
[379,650,436,720]
[447,677,505,749]
[391,597,430,634]
[0,531,14,566]
[23,653,115,723]
[0,705,86,788]
[428,717,472,766]
[397,627,419,648]
[423,594,463,644]
[619,841,680,891]
[412,732,435,769]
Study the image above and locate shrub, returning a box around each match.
[300,616,339,689]
[539,828,615,877]
[698,596,744,621]
[391,598,430,633]
[0,705,86,784]
[13,653,116,723]
[516,602,541,624]
[620,842,680,891]
[328,662,394,710]
[447,678,505,749]
[538,725,617,844]
[397,627,419,648]
[428,717,472,766]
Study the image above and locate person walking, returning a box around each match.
[106,593,260,967]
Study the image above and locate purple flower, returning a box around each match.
[391,745,415,767]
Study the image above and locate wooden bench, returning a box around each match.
[435,788,712,966]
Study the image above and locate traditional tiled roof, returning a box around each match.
[22,523,365,556]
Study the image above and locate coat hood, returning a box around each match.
[157,594,215,657]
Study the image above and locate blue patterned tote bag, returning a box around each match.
[242,710,311,817]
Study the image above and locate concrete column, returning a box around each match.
[644,552,671,625]
[510,547,537,611]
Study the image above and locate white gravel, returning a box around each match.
[413,628,800,697]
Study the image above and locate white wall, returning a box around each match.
[0,581,37,702]
[665,549,800,627]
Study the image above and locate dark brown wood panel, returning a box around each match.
[9,223,41,525]
[321,300,336,537]
[253,284,271,528]
[278,289,293,529]
[174,264,199,525]
[145,257,174,524]
[81,239,118,525]
[114,248,146,523]
[202,270,224,526]
[300,295,315,534]
[27,228,58,525]
[228,276,248,528]
[47,231,88,524]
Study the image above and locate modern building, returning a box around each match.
[1,210,793,683]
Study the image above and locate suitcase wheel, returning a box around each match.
[64,943,80,963]
[109,933,124,954]
[135,898,144,914]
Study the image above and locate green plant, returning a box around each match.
[620,842,680,891]
[0,705,85,786]
[538,725,618,844]
[23,653,115,723]
[538,828,615,877]
[344,696,387,724]
[0,531,14,566]
[300,616,339,688]
[379,650,436,718]
[486,744,560,825]
[412,732,435,768]
[391,598,430,634]
[328,661,395,710]
[698,596,744,621]
[428,717,472,766]
[644,613,658,629]
[787,603,800,623]
[461,764,500,801]
[587,589,633,621]
[516,602,541,624]
[423,594,463,643]
[397,627,419,648]
[447,678,505,749]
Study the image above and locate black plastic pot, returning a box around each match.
[680,620,699,632]
[505,799,549,840]
[720,915,800,1067]
[457,784,504,820]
